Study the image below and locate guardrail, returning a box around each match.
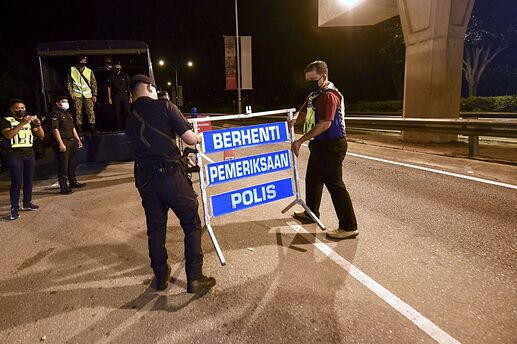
[347,112,517,119]
[345,117,517,158]
[186,112,517,159]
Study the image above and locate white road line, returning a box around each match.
[287,222,461,344]
[300,143,517,190]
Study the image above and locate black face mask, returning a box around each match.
[114,68,121,73]
[14,110,26,118]
[78,62,87,67]
[307,79,321,93]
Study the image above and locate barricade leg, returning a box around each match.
[284,109,326,231]
[193,121,226,266]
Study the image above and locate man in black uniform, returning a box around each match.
[108,61,132,130]
[126,74,216,293]
[50,96,86,195]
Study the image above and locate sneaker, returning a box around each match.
[70,181,86,188]
[326,228,359,239]
[293,211,316,223]
[9,208,19,221]
[187,275,216,294]
[21,203,39,211]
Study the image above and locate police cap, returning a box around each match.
[129,74,156,91]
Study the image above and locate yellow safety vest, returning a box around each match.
[5,117,33,148]
[70,66,93,98]
[303,85,346,140]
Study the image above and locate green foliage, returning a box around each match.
[461,96,517,112]
[349,96,517,112]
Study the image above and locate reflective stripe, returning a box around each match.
[5,117,33,148]
[70,67,93,98]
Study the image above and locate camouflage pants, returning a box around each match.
[73,97,96,125]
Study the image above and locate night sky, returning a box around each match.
[0,0,515,112]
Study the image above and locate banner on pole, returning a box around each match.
[202,122,288,154]
[240,36,253,90]
[224,36,237,90]
[210,178,294,217]
[206,150,291,185]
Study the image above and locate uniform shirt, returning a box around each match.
[108,72,130,95]
[300,91,341,122]
[300,89,346,140]
[0,116,37,158]
[51,108,75,140]
[126,97,192,161]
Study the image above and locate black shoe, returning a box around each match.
[60,188,74,195]
[9,208,19,221]
[155,264,171,291]
[70,182,86,188]
[187,275,216,294]
[21,202,39,211]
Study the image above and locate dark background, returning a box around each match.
[0,0,515,114]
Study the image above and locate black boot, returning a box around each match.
[154,264,171,291]
[187,275,216,294]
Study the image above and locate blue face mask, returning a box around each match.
[61,102,70,111]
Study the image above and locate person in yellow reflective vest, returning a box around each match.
[290,60,358,239]
[1,99,45,220]
[67,56,98,132]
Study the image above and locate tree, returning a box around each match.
[463,2,516,97]
[378,16,405,100]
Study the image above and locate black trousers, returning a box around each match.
[306,138,357,230]
[53,138,78,189]
[7,155,35,210]
[134,160,203,281]
[112,93,130,130]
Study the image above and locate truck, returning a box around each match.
[36,40,155,163]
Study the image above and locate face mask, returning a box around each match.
[307,78,322,93]
[114,68,121,73]
[78,62,87,67]
[14,109,26,117]
[61,102,70,111]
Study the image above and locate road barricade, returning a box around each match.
[189,109,325,265]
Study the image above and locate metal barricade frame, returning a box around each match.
[189,108,326,266]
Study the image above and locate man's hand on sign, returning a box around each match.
[196,133,203,143]
[292,139,302,157]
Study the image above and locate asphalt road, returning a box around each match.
[0,140,515,343]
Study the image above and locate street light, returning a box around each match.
[157,59,194,106]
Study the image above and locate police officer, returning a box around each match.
[107,61,132,130]
[125,74,216,293]
[50,95,86,195]
[1,99,45,220]
[291,60,358,239]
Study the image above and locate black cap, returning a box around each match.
[129,74,156,91]
[113,60,122,65]
[77,55,87,62]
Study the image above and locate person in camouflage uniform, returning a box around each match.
[67,56,98,132]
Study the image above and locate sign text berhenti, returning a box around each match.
[201,122,293,217]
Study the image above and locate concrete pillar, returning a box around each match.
[397,0,475,143]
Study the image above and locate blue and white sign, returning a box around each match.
[206,150,291,185]
[210,178,294,217]
[202,122,288,154]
